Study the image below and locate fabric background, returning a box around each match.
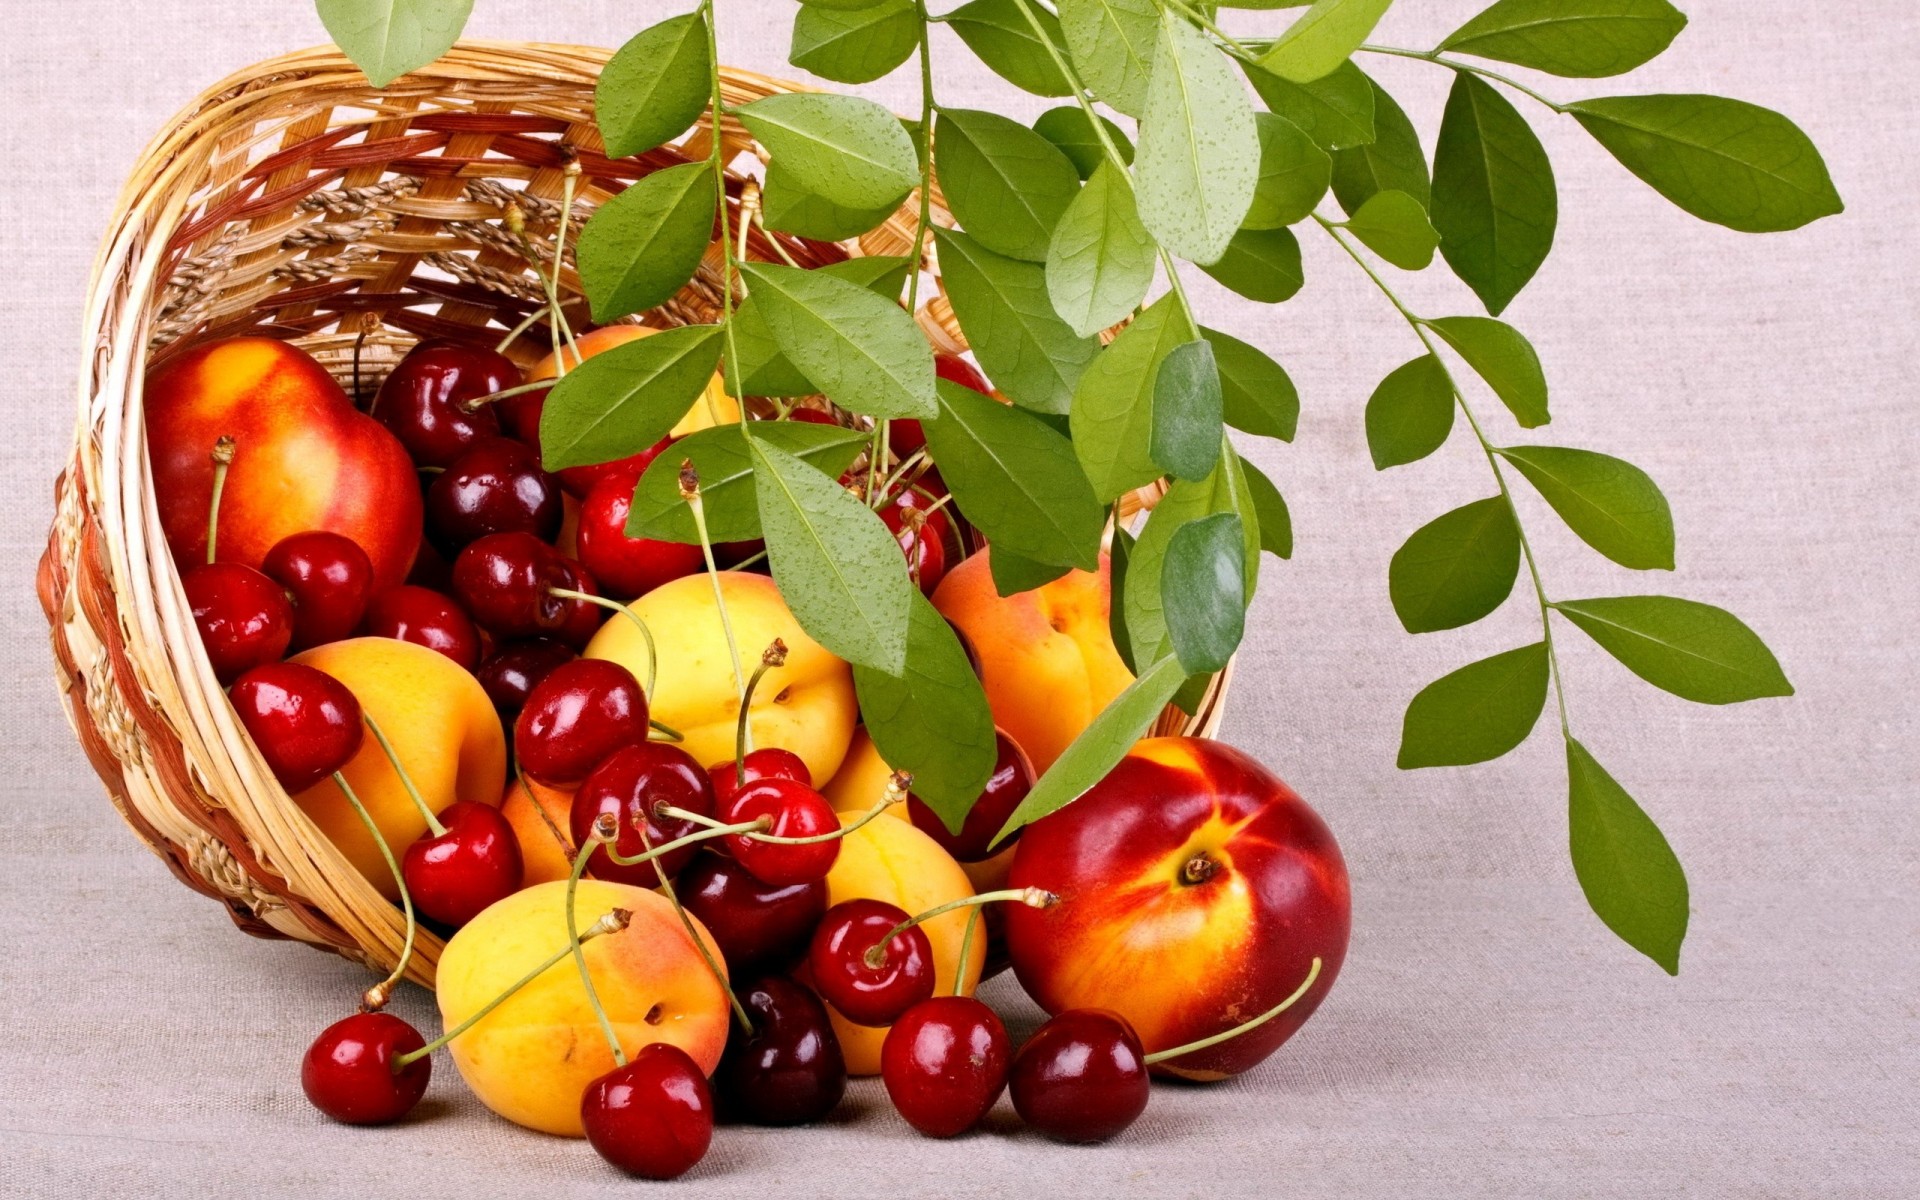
[2,2,1914,1196]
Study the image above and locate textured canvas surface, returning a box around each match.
[2,2,1915,1196]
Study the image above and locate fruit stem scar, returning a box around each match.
[548,588,658,699]
[1141,957,1323,1066]
[1181,852,1220,886]
[864,887,1057,970]
[205,436,236,565]
[331,770,417,1009]
[361,712,446,837]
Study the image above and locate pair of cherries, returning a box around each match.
[187,522,376,683]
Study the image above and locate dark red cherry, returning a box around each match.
[475,638,576,714]
[301,1012,431,1125]
[715,976,846,1126]
[228,662,364,793]
[878,488,954,596]
[362,585,482,671]
[679,851,828,975]
[707,747,812,810]
[907,730,1034,862]
[449,531,590,641]
[558,436,673,499]
[262,531,375,650]
[1009,1009,1150,1143]
[576,469,704,600]
[808,898,935,1027]
[882,995,1011,1138]
[496,383,545,449]
[551,558,608,649]
[786,408,838,426]
[372,339,517,468]
[720,777,840,886]
[581,1043,714,1179]
[402,801,524,927]
[426,436,561,552]
[183,562,294,684]
[569,742,713,883]
[516,658,651,786]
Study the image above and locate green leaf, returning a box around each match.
[1388,496,1520,633]
[596,13,712,158]
[937,108,1083,263]
[1203,327,1298,440]
[1258,0,1393,83]
[1136,11,1261,264]
[759,162,898,241]
[992,654,1187,845]
[317,0,472,88]
[934,228,1098,415]
[1344,189,1439,270]
[790,0,920,84]
[625,421,867,543]
[1070,292,1192,502]
[1242,60,1377,151]
[1056,0,1159,117]
[923,378,1105,569]
[724,257,915,398]
[1398,642,1549,768]
[1366,354,1454,469]
[1552,596,1793,704]
[1244,114,1333,231]
[854,591,999,822]
[1238,458,1294,559]
[748,430,915,675]
[1161,513,1247,675]
[576,163,715,323]
[988,546,1073,597]
[1440,0,1688,79]
[1432,73,1557,315]
[1426,315,1549,428]
[1125,446,1262,665]
[1566,737,1689,974]
[1197,227,1304,303]
[1150,340,1224,481]
[1331,73,1430,213]
[947,0,1073,97]
[737,92,920,212]
[1045,162,1156,339]
[538,324,723,471]
[1109,523,1138,671]
[739,261,937,420]
[1034,106,1135,179]
[1498,444,1674,570]
[1566,94,1843,233]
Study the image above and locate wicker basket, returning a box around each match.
[36,41,1233,990]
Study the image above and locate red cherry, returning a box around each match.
[426,436,561,552]
[580,1043,714,1179]
[496,383,545,448]
[720,777,840,886]
[878,489,953,596]
[182,562,294,684]
[1009,1009,1149,1143]
[475,638,576,714]
[576,470,704,600]
[707,747,812,810]
[301,1012,431,1125]
[228,662,365,793]
[935,352,992,395]
[372,339,517,468]
[786,408,838,426]
[568,742,714,884]
[906,730,1034,862]
[715,976,846,1126]
[679,851,828,975]
[881,996,1011,1138]
[558,436,673,499]
[402,801,524,927]
[261,531,375,650]
[449,531,597,641]
[515,658,651,787]
[807,898,936,1027]
[362,585,482,671]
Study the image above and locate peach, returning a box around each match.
[500,774,576,887]
[436,880,731,1136]
[529,326,738,439]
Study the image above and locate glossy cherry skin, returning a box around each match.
[362,585,482,671]
[262,531,375,650]
[475,638,576,714]
[882,995,1011,1138]
[808,899,936,1027]
[515,658,651,787]
[449,531,595,642]
[1009,1009,1150,1143]
[183,562,295,683]
[557,436,673,500]
[372,339,517,468]
[581,1043,714,1179]
[707,747,812,810]
[679,851,828,975]
[720,777,840,886]
[301,1012,431,1125]
[907,730,1034,862]
[878,487,954,596]
[715,976,846,1126]
[569,742,714,883]
[576,470,705,601]
[425,436,561,552]
[228,662,365,793]
[402,801,524,927]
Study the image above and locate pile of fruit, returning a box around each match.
[146,326,1347,1174]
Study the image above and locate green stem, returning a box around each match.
[332,771,417,1008]
[865,886,1055,970]
[905,1,938,318]
[459,378,553,412]
[550,161,584,367]
[548,587,659,699]
[205,437,235,565]
[566,829,627,1066]
[641,827,754,1032]
[1161,0,1263,64]
[680,467,751,744]
[953,905,982,997]
[494,304,547,355]
[361,712,446,838]
[734,641,788,789]
[599,819,764,867]
[699,0,746,395]
[1142,956,1322,1065]
[1358,44,1569,114]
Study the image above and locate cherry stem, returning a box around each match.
[733,640,789,790]
[458,378,551,413]
[679,461,750,747]
[873,448,928,507]
[205,436,235,565]
[599,818,766,866]
[639,826,754,1032]
[549,161,584,368]
[361,712,446,838]
[864,418,890,505]
[567,823,628,1066]
[494,304,548,355]
[953,905,982,997]
[648,719,685,742]
[390,906,630,1071]
[517,767,575,860]
[864,886,1055,971]
[331,771,417,1008]
[548,587,658,698]
[1141,957,1324,1066]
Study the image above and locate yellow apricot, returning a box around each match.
[529,326,737,438]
